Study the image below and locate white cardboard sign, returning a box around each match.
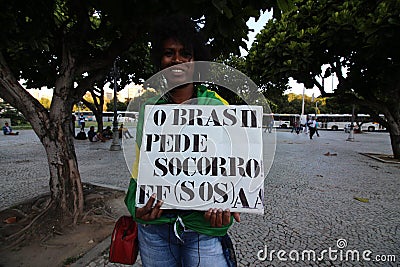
[136,105,264,214]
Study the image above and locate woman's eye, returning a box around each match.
[181,50,192,59]
[163,51,174,57]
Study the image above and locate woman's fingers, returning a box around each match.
[137,197,241,225]
[135,193,155,218]
[216,209,223,227]
[204,208,212,221]
[135,194,163,221]
[150,198,164,219]
[209,208,217,227]
[222,209,231,225]
[232,212,241,222]
[205,208,240,227]
[204,208,218,227]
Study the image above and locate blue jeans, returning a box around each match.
[138,223,228,267]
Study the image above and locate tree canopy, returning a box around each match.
[247,0,400,158]
[0,0,287,229]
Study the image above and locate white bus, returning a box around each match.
[103,111,138,122]
[262,114,302,128]
[74,111,95,121]
[311,114,384,131]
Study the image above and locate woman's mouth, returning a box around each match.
[163,63,195,86]
[171,68,184,73]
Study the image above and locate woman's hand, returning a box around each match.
[204,208,240,227]
[135,193,164,221]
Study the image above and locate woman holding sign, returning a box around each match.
[125,15,240,267]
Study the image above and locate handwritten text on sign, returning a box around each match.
[136,105,264,213]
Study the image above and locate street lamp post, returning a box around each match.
[78,101,81,114]
[110,59,121,151]
[347,104,355,142]
[77,101,82,130]
[301,86,305,117]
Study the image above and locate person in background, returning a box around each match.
[124,15,240,267]
[2,122,19,135]
[315,118,320,137]
[308,117,317,139]
[267,118,274,133]
[303,115,309,134]
[292,118,301,134]
[102,126,113,139]
[79,113,85,131]
[87,126,106,142]
[119,123,133,139]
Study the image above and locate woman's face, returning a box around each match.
[160,38,195,87]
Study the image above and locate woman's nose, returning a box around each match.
[172,53,184,63]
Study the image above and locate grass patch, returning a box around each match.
[11,121,115,130]
[62,253,84,266]
[12,124,32,130]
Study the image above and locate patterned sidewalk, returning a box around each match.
[1,129,399,266]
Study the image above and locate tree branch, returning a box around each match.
[0,52,50,137]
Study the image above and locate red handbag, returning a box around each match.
[109,216,139,265]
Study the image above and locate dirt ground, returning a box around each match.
[0,184,128,267]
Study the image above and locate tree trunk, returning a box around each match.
[0,51,84,223]
[349,94,400,159]
[41,115,84,223]
[95,112,104,133]
[84,88,105,132]
[390,133,400,159]
[383,109,400,160]
[388,123,400,160]
[24,102,85,224]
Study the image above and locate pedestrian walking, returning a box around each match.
[265,118,274,133]
[291,117,301,134]
[308,117,317,139]
[303,116,309,134]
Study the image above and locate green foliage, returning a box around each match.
[216,54,247,74]
[126,89,159,112]
[39,97,51,109]
[247,0,400,157]
[62,254,83,266]
[0,0,298,219]
[216,54,290,109]
[0,104,28,125]
[213,54,247,104]
[106,98,127,112]
[247,0,400,124]
[0,0,291,127]
[0,99,26,125]
[1,0,278,91]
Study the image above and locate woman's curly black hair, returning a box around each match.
[150,15,211,70]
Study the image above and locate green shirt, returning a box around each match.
[124,84,233,236]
